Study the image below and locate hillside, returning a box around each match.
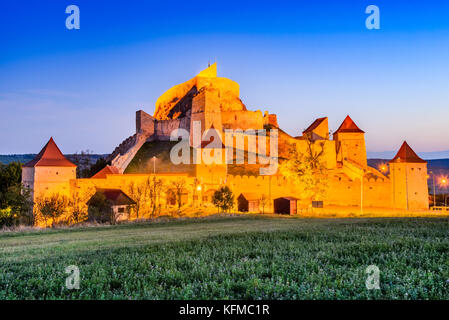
[368,158,449,174]
[368,158,449,193]
[0,154,109,166]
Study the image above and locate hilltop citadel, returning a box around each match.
[22,64,429,223]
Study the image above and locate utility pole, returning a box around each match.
[152,156,156,174]
[360,172,363,215]
[430,171,436,207]
[434,175,436,207]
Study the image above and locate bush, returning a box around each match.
[87,193,114,224]
[212,186,234,213]
[0,162,33,226]
[0,207,15,227]
[35,194,69,227]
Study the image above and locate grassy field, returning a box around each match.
[1,215,449,299]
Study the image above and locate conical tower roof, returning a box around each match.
[335,115,365,133]
[23,137,76,167]
[389,141,426,163]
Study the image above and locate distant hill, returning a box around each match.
[0,154,109,166]
[368,158,449,194]
[368,158,449,172]
[368,150,449,160]
[0,154,35,165]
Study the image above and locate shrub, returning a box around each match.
[212,186,234,213]
[0,207,15,227]
[87,193,114,224]
[0,162,33,226]
[35,194,69,227]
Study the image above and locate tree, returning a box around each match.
[68,186,95,224]
[212,186,234,213]
[279,136,329,203]
[259,194,268,214]
[71,150,93,178]
[0,207,15,227]
[170,178,186,212]
[88,157,110,177]
[0,162,33,226]
[145,176,164,218]
[0,162,21,191]
[87,192,114,224]
[35,194,69,227]
[126,179,151,219]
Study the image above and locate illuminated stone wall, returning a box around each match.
[25,166,76,200]
[390,162,429,210]
[334,132,367,168]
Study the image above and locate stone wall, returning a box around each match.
[390,162,429,210]
[221,110,264,131]
[31,166,76,200]
[263,112,279,127]
[155,117,190,140]
[136,110,155,135]
[334,132,367,168]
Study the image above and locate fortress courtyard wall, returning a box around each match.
[221,110,264,131]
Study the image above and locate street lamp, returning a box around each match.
[360,169,366,215]
[379,163,388,174]
[152,156,157,174]
[440,177,448,208]
[429,171,436,207]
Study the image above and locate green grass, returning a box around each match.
[1,215,449,299]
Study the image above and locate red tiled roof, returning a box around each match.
[335,115,365,133]
[91,165,120,179]
[303,117,327,134]
[389,141,427,164]
[23,137,76,168]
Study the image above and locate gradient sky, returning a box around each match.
[1,0,449,156]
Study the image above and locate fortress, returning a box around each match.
[22,63,430,224]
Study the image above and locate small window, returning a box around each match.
[118,207,125,213]
[312,201,323,208]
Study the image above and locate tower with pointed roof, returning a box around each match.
[389,141,429,210]
[333,115,367,168]
[303,117,329,141]
[22,137,77,200]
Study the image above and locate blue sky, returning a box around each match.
[1,0,449,156]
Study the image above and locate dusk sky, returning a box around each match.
[1,0,449,157]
